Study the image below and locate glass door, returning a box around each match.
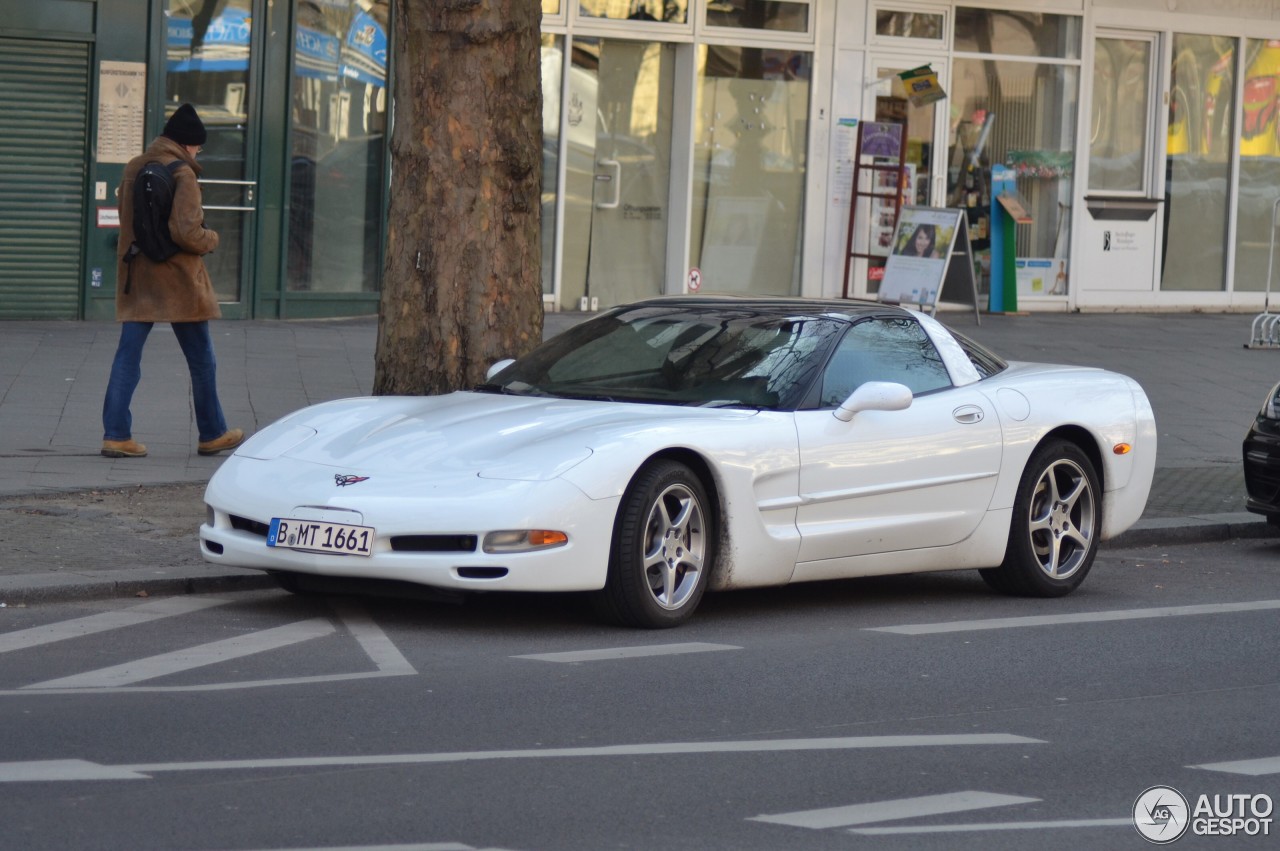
[163,0,261,316]
[857,55,948,297]
[1078,32,1163,296]
[867,56,947,208]
[559,37,675,312]
[287,1,389,297]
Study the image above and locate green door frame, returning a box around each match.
[143,0,388,320]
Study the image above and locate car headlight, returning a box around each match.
[483,530,569,553]
[1263,383,1280,420]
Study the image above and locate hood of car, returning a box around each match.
[241,391,753,480]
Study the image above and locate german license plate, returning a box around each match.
[268,518,374,557]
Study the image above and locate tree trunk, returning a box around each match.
[374,0,543,395]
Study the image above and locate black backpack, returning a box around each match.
[123,160,185,291]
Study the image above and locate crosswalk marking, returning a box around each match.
[513,642,740,663]
[0,597,231,654]
[867,600,1280,635]
[23,618,335,689]
[1191,755,1280,776]
[751,791,1039,829]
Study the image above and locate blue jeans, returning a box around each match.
[102,321,228,443]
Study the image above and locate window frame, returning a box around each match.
[810,315,955,410]
[869,2,950,49]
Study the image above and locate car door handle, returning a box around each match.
[953,405,984,424]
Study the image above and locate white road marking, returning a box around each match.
[23,618,335,689]
[217,845,487,851]
[2,670,413,696]
[0,600,417,695]
[751,791,1040,829]
[1191,755,1280,776]
[0,734,1043,782]
[331,601,415,673]
[513,642,740,663]
[850,818,1133,835]
[0,597,231,654]
[0,759,149,782]
[868,600,1280,635]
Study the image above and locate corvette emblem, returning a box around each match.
[334,474,370,487]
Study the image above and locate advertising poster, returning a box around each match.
[879,207,962,306]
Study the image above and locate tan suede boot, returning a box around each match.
[102,439,148,458]
[198,428,245,456]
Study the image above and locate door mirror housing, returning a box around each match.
[834,381,913,422]
[486,359,516,381]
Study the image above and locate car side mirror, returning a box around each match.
[833,381,913,422]
[486,359,516,381]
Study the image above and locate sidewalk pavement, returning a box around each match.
[0,308,1276,603]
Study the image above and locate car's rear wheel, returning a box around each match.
[594,460,714,628]
[981,439,1099,597]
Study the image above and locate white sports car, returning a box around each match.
[201,297,1156,628]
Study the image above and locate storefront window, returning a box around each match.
[578,0,687,24]
[948,60,1078,294]
[875,9,944,41]
[706,1,809,34]
[1234,39,1280,293]
[287,0,389,294]
[954,7,1080,60]
[690,46,810,296]
[1089,38,1150,194]
[1164,34,1235,292]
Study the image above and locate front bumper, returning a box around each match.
[200,465,620,593]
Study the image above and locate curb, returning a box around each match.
[0,566,276,605]
[1105,513,1278,550]
[0,515,1274,605]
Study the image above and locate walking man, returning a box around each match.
[102,103,245,459]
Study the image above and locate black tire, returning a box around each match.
[980,439,1100,597]
[594,460,715,628]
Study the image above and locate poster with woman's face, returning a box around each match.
[880,207,964,306]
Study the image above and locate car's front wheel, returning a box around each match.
[594,460,714,628]
[981,439,1100,597]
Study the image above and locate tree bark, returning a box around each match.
[374,0,543,395]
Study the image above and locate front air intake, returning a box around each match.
[390,535,478,553]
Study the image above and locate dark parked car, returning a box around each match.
[1244,382,1280,524]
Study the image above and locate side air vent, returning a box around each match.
[231,515,270,537]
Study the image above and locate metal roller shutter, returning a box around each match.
[0,37,90,319]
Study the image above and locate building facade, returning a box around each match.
[4,0,1280,320]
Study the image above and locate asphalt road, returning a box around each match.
[0,537,1277,851]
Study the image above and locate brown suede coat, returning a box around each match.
[115,136,221,322]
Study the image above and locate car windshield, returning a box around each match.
[481,305,846,410]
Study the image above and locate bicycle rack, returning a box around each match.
[1247,197,1280,348]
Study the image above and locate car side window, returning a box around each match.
[818,318,953,407]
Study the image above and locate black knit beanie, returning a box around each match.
[162,103,207,146]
